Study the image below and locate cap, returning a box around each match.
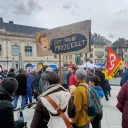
[46,67,53,73]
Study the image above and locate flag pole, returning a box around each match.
[59,55,62,85]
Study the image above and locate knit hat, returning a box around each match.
[1,78,18,95]
[76,69,87,80]
[46,67,53,73]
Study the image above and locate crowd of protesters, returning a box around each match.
[0,64,127,128]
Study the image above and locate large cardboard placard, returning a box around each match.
[36,20,91,56]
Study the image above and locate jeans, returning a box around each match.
[26,95,32,104]
[102,87,109,101]
[14,95,26,109]
[91,111,103,128]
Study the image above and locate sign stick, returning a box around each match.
[59,55,62,85]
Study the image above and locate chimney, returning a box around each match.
[9,21,14,24]
[0,17,3,29]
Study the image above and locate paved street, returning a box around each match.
[14,86,122,128]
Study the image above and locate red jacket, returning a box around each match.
[69,74,77,86]
[117,82,128,128]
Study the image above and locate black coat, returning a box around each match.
[15,73,27,95]
[98,71,105,88]
[0,89,18,128]
[7,72,16,78]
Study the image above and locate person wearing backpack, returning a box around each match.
[31,69,42,101]
[39,65,48,94]
[31,71,76,128]
[72,69,91,128]
[89,76,104,128]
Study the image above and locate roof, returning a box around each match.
[0,17,47,35]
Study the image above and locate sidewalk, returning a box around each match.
[14,86,122,128]
[101,86,121,128]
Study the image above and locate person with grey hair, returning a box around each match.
[72,69,91,128]
[39,66,53,94]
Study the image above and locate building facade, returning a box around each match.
[112,40,128,63]
[0,18,63,70]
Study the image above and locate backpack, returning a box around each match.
[80,84,102,116]
[31,74,41,92]
[40,96,72,128]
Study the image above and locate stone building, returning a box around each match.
[112,38,128,63]
[0,17,62,70]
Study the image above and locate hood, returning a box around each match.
[92,86,102,91]
[40,84,71,114]
[0,88,12,101]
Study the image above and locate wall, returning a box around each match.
[0,34,63,70]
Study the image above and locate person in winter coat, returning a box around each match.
[7,68,16,78]
[69,66,77,86]
[67,67,72,86]
[26,73,32,104]
[0,78,24,128]
[89,76,104,128]
[39,65,48,94]
[120,68,128,86]
[85,69,95,84]
[117,82,128,128]
[31,71,76,128]
[97,69,109,101]
[62,67,68,89]
[0,75,3,84]
[102,68,112,97]
[13,69,27,110]
[72,69,91,128]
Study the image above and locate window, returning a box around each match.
[90,54,93,58]
[66,56,67,60]
[95,51,98,56]
[95,59,98,64]
[94,44,97,48]
[12,45,20,56]
[80,53,83,57]
[124,48,127,52]
[54,55,57,58]
[69,55,72,59]
[0,45,2,56]
[25,46,32,56]
[91,48,93,51]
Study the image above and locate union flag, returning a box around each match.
[106,46,124,79]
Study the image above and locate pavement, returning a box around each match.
[14,86,122,128]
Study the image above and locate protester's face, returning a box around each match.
[40,37,48,51]
[89,81,94,86]
[71,69,74,73]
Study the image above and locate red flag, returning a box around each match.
[106,46,123,79]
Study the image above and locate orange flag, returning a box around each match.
[106,46,124,79]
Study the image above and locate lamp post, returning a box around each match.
[6,37,8,70]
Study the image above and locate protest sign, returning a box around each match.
[36,20,91,56]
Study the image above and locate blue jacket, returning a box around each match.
[120,69,128,86]
[92,86,104,98]
[27,74,32,97]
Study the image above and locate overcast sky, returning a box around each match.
[0,0,128,42]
